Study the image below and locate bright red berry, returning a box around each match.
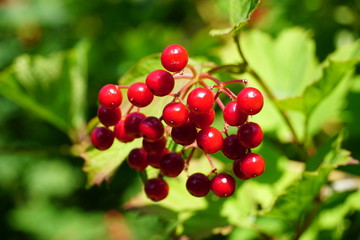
[239,153,265,178]
[222,134,246,160]
[124,112,146,139]
[189,108,215,129]
[186,173,210,197]
[223,101,248,126]
[233,159,249,180]
[161,44,188,72]
[127,148,148,171]
[160,152,184,177]
[142,137,166,154]
[145,69,175,96]
[91,127,114,150]
[144,178,169,201]
[114,120,134,143]
[171,121,197,146]
[187,87,214,114]
[237,122,263,148]
[210,173,236,198]
[237,87,264,115]
[98,84,122,109]
[139,116,164,142]
[97,105,121,126]
[196,127,223,154]
[127,82,154,107]
[162,102,189,127]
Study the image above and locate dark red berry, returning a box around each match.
[124,112,146,139]
[237,87,264,115]
[237,122,263,149]
[147,148,169,169]
[189,108,215,129]
[233,159,249,180]
[196,127,223,154]
[144,178,169,201]
[210,173,236,198]
[223,101,248,126]
[161,44,188,72]
[187,87,214,114]
[239,153,265,178]
[160,152,184,177]
[142,137,166,154]
[127,82,154,107]
[171,121,197,145]
[98,84,122,109]
[145,69,175,96]
[97,105,121,126]
[139,116,164,142]
[91,127,114,150]
[162,102,189,127]
[222,134,246,160]
[127,148,148,171]
[186,173,210,197]
[114,120,134,143]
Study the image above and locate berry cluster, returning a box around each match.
[90,44,265,201]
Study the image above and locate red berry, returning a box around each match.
[186,173,210,197]
[145,69,175,96]
[223,101,248,126]
[127,148,148,171]
[237,122,263,148]
[187,87,214,114]
[232,159,249,180]
[160,152,184,177]
[144,178,169,201]
[239,153,265,178]
[124,112,146,139]
[189,108,215,129]
[210,173,236,198]
[142,137,166,154]
[139,116,164,142]
[98,84,122,109]
[147,148,169,169]
[97,105,121,126]
[91,127,114,150]
[114,120,134,143]
[222,134,246,160]
[196,127,223,154]
[127,82,154,107]
[161,44,188,72]
[162,102,189,127]
[171,121,197,146]
[237,87,264,115]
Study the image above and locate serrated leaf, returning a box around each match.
[210,0,260,36]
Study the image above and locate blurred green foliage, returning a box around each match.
[0,0,359,240]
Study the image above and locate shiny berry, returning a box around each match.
[127,82,154,107]
[91,127,114,150]
[162,102,189,127]
[139,116,164,142]
[186,173,211,197]
[171,121,197,146]
[237,87,264,115]
[124,112,146,139]
[146,69,175,96]
[127,148,148,171]
[232,159,249,180]
[144,178,169,202]
[222,134,246,160]
[142,137,166,154]
[210,173,236,198]
[237,122,263,148]
[239,153,265,178]
[160,152,184,177]
[98,84,122,109]
[97,105,121,126]
[223,101,248,126]
[189,108,215,129]
[196,127,223,154]
[161,44,188,72]
[187,87,214,114]
[114,120,134,143]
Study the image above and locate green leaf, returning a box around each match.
[210,0,260,36]
[275,97,304,112]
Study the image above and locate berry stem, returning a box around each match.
[184,147,196,175]
[222,79,248,87]
[205,153,217,174]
